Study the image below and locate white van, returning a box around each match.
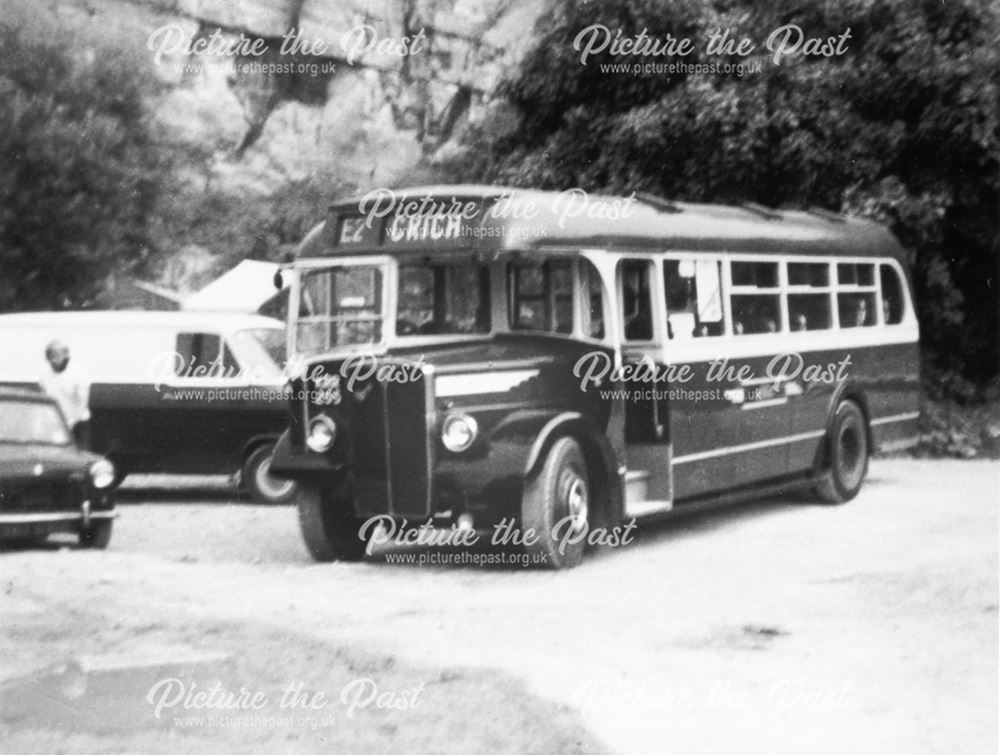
[0,311,295,503]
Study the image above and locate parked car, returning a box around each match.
[0,388,117,548]
[0,311,295,504]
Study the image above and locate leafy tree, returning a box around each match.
[0,3,168,310]
[441,0,999,396]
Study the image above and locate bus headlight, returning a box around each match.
[441,413,478,453]
[90,459,116,489]
[306,415,337,453]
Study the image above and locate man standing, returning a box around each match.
[39,340,91,449]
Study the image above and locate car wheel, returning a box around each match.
[521,436,589,569]
[243,444,298,504]
[297,484,366,562]
[79,520,113,549]
[815,399,869,504]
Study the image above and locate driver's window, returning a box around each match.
[508,260,573,334]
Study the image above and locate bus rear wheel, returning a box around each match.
[297,484,366,562]
[522,437,589,569]
[815,399,869,504]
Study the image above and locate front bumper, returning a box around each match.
[0,500,117,534]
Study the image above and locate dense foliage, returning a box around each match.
[440,0,999,397]
[0,5,168,310]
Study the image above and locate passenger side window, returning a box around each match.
[836,263,877,328]
[879,264,905,325]
[663,259,724,338]
[620,259,654,341]
[730,261,781,335]
[509,260,573,334]
[786,262,832,332]
[175,332,238,377]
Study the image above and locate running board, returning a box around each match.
[625,499,674,519]
[625,470,650,504]
[632,473,817,525]
[624,469,674,518]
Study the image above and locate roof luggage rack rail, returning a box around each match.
[636,193,683,214]
[740,202,783,220]
[806,207,848,223]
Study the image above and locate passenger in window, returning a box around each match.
[882,298,893,325]
[734,320,744,335]
[762,317,777,333]
[793,313,808,332]
[854,299,869,327]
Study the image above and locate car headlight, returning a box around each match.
[441,413,478,453]
[90,459,116,489]
[306,415,337,453]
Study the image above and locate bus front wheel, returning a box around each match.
[815,399,869,504]
[522,437,589,569]
[243,444,298,504]
[297,484,366,562]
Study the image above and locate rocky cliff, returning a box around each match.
[53,0,543,192]
[34,0,544,286]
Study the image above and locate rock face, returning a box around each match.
[56,0,547,196]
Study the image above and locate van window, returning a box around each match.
[663,259,724,338]
[231,330,283,378]
[175,332,238,377]
[508,260,573,334]
[241,328,285,368]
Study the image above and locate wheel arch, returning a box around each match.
[524,412,623,530]
[241,433,280,464]
[817,381,873,471]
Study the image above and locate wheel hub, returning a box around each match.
[563,474,588,534]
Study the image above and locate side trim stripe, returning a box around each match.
[870,411,920,426]
[436,369,539,397]
[673,430,826,464]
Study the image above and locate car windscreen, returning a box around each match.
[0,400,71,445]
[232,328,286,377]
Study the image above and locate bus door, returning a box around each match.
[616,258,674,508]
[663,257,792,499]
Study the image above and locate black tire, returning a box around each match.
[79,519,113,549]
[0,533,48,548]
[521,437,590,569]
[297,484,366,562]
[243,444,298,504]
[815,400,869,504]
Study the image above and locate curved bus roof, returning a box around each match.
[300,185,906,260]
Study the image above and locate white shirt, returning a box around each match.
[39,363,91,425]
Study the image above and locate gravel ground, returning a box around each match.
[1,459,997,754]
